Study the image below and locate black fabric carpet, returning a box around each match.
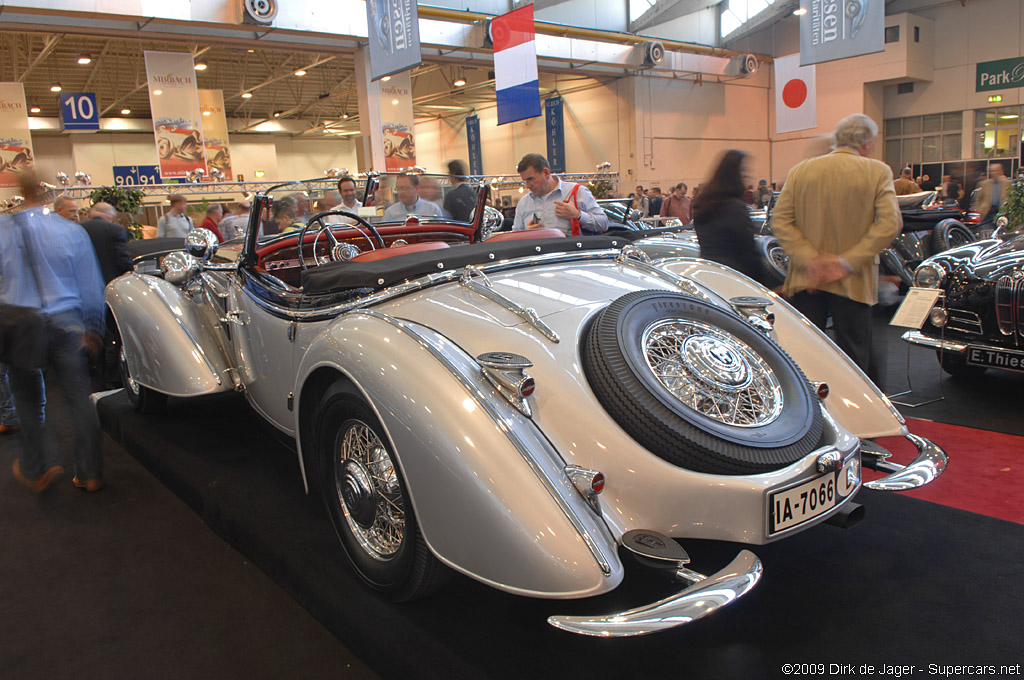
[97,389,1024,680]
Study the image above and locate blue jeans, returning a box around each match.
[8,313,102,480]
[0,364,44,427]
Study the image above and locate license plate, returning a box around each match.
[966,345,1024,373]
[769,473,839,535]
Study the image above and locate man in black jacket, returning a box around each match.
[80,201,132,390]
[80,202,132,284]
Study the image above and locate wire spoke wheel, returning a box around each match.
[642,320,783,428]
[335,420,405,560]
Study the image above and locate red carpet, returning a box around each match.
[872,418,1024,524]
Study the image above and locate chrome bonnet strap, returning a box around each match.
[460,266,560,343]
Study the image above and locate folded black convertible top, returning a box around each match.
[300,236,625,295]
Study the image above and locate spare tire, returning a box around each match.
[756,236,789,287]
[583,291,824,475]
[929,218,976,254]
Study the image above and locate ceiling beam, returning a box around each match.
[17,33,63,82]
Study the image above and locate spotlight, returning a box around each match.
[121,108,131,115]
[294,69,307,77]
[273,110,283,117]
[30,106,41,113]
[453,78,467,87]
[50,84,62,92]
[153,89,163,95]
[194,61,208,71]
[77,54,92,65]
[342,113,349,119]
[241,92,253,99]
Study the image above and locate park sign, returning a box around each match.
[977,57,1024,92]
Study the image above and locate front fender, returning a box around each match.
[295,312,623,599]
[106,273,233,397]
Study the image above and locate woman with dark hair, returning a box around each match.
[693,149,769,286]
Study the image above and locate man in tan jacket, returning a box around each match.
[973,163,1011,225]
[772,114,902,378]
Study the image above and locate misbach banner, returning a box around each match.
[198,89,233,181]
[977,57,1024,92]
[380,71,417,171]
[366,0,422,81]
[799,0,883,66]
[0,82,35,189]
[145,51,207,179]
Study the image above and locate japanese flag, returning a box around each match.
[775,54,816,134]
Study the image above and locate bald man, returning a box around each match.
[53,195,80,222]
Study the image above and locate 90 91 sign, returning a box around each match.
[113,165,161,186]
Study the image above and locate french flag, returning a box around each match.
[492,5,542,126]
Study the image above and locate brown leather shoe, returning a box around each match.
[0,423,20,435]
[72,476,104,492]
[12,460,65,493]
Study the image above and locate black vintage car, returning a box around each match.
[903,217,1024,377]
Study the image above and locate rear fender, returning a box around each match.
[105,273,233,397]
[295,313,623,598]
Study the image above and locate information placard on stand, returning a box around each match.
[888,288,946,408]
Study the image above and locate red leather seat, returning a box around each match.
[487,228,566,242]
[350,241,449,263]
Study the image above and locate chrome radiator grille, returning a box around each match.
[994,276,1020,337]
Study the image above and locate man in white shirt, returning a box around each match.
[383,174,443,220]
[512,153,608,235]
[157,194,194,238]
[218,201,251,240]
[337,176,363,214]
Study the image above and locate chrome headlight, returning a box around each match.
[913,262,946,289]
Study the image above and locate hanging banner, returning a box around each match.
[144,51,207,180]
[0,82,35,189]
[798,0,884,66]
[466,114,482,176]
[493,5,542,125]
[775,54,818,134]
[58,92,100,132]
[545,96,565,174]
[366,0,422,81]
[380,71,417,171]
[198,89,233,181]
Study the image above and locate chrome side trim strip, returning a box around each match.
[548,550,762,637]
[356,310,614,577]
[862,434,948,492]
[460,266,560,343]
[140,276,223,386]
[901,330,968,353]
[617,254,719,305]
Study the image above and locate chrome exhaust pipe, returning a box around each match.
[825,501,865,529]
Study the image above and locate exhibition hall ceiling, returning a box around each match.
[0,31,611,138]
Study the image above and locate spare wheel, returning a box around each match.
[583,291,824,475]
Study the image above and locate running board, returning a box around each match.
[547,550,762,637]
[861,434,948,492]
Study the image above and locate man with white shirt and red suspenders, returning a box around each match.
[512,153,609,236]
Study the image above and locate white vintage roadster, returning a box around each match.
[106,176,946,637]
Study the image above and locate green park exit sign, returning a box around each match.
[977,56,1024,92]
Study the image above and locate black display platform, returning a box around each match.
[97,390,1023,679]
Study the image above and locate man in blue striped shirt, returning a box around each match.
[0,173,106,493]
[512,153,608,235]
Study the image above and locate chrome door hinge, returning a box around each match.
[287,392,294,411]
[288,321,297,342]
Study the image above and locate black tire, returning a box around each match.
[936,350,987,378]
[583,291,824,475]
[316,386,447,601]
[119,343,167,414]
[929,219,976,253]
[756,236,789,287]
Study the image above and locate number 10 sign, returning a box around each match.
[59,92,100,131]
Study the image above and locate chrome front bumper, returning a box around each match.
[901,330,967,354]
[547,550,762,637]
[861,434,948,492]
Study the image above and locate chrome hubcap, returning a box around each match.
[642,319,784,427]
[334,420,404,560]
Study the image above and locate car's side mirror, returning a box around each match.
[185,228,219,261]
[161,251,200,285]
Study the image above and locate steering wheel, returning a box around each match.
[297,210,387,269]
